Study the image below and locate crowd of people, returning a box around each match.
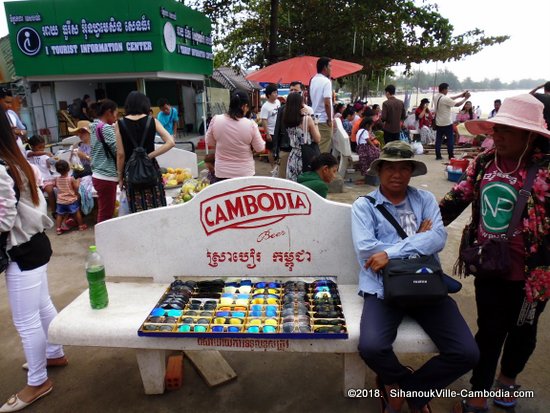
[0,57,549,412]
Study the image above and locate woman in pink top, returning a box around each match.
[205,90,265,179]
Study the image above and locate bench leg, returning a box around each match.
[343,352,367,397]
[136,349,166,395]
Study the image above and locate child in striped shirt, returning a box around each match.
[54,160,87,234]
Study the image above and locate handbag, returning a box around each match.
[8,231,52,271]
[460,163,538,277]
[365,196,450,306]
[301,116,320,172]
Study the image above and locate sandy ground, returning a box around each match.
[0,150,548,413]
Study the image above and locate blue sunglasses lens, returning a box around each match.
[212,326,224,332]
[151,308,165,317]
[247,326,260,333]
[228,326,241,332]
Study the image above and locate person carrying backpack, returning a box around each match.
[115,91,174,213]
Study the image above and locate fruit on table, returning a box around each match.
[172,178,210,204]
[161,167,192,185]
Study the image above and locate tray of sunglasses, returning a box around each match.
[139,278,348,339]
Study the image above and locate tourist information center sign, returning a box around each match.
[4,0,213,77]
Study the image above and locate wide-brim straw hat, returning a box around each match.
[367,141,427,177]
[465,94,550,139]
[68,120,91,133]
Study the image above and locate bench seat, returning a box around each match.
[49,282,437,395]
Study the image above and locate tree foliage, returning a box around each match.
[186,0,509,81]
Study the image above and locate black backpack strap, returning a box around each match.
[364,195,408,239]
[119,116,153,149]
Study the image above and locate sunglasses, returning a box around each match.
[150,308,182,318]
[313,325,346,334]
[282,315,310,324]
[211,325,242,333]
[178,324,207,333]
[213,317,244,325]
[181,317,210,324]
[382,146,414,158]
[251,297,279,305]
[255,282,281,289]
[143,324,174,332]
[215,311,246,318]
[253,288,280,295]
[217,306,247,312]
[283,281,308,291]
[314,318,345,326]
[183,310,214,317]
[188,300,218,310]
[220,297,249,306]
[223,285,252,294]
[246,325,277,333]
[313,311,344,319]
[282,323,311,333]
[249,310,278,318]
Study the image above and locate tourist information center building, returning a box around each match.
[4,0,213,140]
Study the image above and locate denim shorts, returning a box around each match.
[56,200,80,215]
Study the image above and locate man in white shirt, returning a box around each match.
[433,83,470,160]
[260,83,280,170]
[309,57,333,153]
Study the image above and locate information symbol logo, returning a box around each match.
[16,27,41,56]
[163,22,176,53]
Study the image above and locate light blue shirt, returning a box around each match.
[351,186,447,299]
[157,107,179,135]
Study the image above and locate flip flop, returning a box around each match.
[493,380,520,408]
[0,385,53,412]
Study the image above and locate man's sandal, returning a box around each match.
[451,399,489,413]
[493,380,520,408]
[375,375,401,413]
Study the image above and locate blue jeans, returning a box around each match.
[358,294,479,408]
[435,124,455,159]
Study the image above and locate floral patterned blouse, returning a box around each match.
[439,148,550,302]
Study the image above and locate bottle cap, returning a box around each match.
[89,245,97,252]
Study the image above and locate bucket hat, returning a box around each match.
[68,120,91,134]
[366,141,427,177]
[465,94,550,139]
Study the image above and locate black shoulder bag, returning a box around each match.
[460,163,538,278]
[301,116,320,172]
[365,196,450,306]
[119,116,159,187]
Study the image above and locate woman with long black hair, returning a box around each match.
[283,92,320,181]
[0,106,67,412]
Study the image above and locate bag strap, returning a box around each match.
[365,196,408,239]
[302,115,309,144]
[505,162,538,239]
[435,96,442,112]
[96,122,116,160]
[119,116,152,149]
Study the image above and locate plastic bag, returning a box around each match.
[118,191,130,217]
[411,141,424,155]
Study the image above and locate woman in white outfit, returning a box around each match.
[0,106,67,412]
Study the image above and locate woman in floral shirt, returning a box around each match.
[440,94,550,413]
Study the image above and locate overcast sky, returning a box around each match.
[1,0,548,83]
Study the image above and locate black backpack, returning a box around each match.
[119,116,159,187]
[0,160,20,274]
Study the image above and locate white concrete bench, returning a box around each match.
[48,177,436,396]
[332,118,359,179]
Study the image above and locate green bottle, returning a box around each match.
[85,245,109,309]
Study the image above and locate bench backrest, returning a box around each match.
[95,177,360,284]
[332,118,352,157]
[155,145,198,178]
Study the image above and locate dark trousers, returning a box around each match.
[435,124,455,159]
[470,278,547,391]
[383,130,400,143]
[358,294,479,408]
